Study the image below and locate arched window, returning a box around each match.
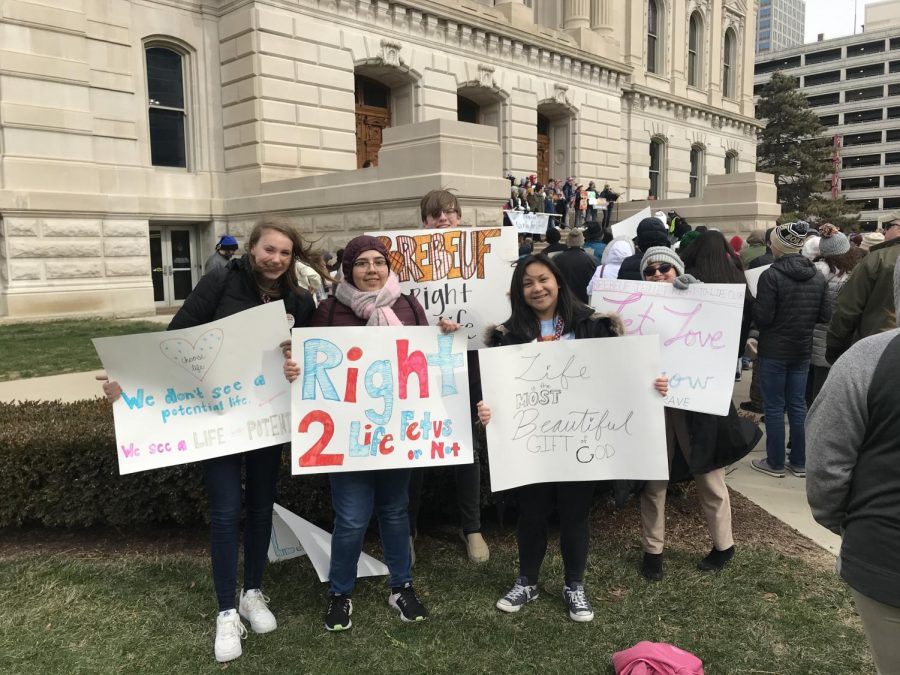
[649,137,665,198]
[688,12,703,87]
[723,29,737,98]
[145,45,187,168]
[690,144,705,197]
[725,150,738,174]
[647,0,661,74]
[457,95,480,124]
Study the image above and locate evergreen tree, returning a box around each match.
[756,72,856,226]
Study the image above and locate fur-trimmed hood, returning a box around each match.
[484,309,625,346]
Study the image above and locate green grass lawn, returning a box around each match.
[0,529,872,674]
[0,318,166,381]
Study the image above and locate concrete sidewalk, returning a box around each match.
[0,360,840,554]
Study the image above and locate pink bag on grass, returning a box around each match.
[612,641,704,675]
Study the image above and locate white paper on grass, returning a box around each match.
[744,264,772,298]
[611,207,652,240]
[268,504,388,582]
[290,326,473,475]
[92,302,292,474]
[479,335,668,492]
[365,226,518,348]
[590,279,745,416]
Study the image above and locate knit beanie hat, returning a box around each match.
[801,235,821,261]
[861,232,884,252]
[566,228,585,248]
[729,235,744,253]
[770,222,807,257]
[342,235,391,286]
[545,226,561,244]
[217,235,239,250]
[636,217,669,251]
[640,246,685,276]
[817,224,850,258]
[678,230,701,251]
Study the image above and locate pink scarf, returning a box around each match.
[335,272,404,326]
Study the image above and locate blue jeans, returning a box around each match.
[202,445,283,611]
[758,357,809,469]
[329,469,412,595]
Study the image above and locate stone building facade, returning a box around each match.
[0,0,760,319]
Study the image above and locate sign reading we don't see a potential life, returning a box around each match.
[92,302,293,474]
[590,279,746,416]
[367,227,518,348]
[290,327,473,475]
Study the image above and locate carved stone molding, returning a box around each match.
[380,38,402,67]
[478,63,495,89]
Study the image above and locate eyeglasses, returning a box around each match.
[353,258,388,270]
[429,208,458,218]
[643,262,675,277]
[884,222,900,231]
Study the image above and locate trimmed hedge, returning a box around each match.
[0,400,481,528]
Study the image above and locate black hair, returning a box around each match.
[680,230,745,283]
[502,254,591,342]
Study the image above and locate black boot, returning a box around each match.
[641,552,663,581]
[697,545,735,572]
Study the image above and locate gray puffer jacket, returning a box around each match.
[811,261,850,368]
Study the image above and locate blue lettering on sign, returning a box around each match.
[302,339,342,401]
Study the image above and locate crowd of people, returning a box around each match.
[101,195,900,673]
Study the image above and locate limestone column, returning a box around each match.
[564,0,590,30]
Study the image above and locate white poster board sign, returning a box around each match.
[507,211,556,234]
[92,302,292,474]
[368,226,517,348]
[744,264,772,298]
[268,504,388,581]
[479,336,668,492]
[290,326,473,475]
[590,279,745,416]
[611,207,652,240]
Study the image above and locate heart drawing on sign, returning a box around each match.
[159,329,225,381]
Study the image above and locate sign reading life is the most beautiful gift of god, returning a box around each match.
[92,302,293,474]
[367,226,518,348]
[290,327,473,474]
[590,280,746,416]
[479,335,668,492]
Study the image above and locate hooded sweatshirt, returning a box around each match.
[753,254,830,361]
[586,238,634,299]
[806,258,900,608]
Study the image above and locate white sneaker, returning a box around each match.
[239,589,277,633]
[214,610,246,663]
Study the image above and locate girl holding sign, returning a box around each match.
[101,218,324,663]
[283,235,460,633]
[638,243,753,582]
[477,254,668,622]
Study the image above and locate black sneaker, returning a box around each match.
[325,593,352,632]
[388,583,427,622]
[563,583,594,622]
[697,545,736,572]
[496,576,539,613]
[641,552,663,581]
[739,401,764,415]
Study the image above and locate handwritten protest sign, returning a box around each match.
[506,211,559,234]
[744,263,771,298]
[92,302,292,474]
[479,336,668,492]
[367,226,517,348]
[590,279,745,415]
[611,207,652,240]
[290,326,473,475]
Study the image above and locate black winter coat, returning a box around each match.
[485,306,624,346]
[617,253,643,281]
[748,251,774,270]
[753,254,830,361]
[554,248,598,304]
[169,255,316,331]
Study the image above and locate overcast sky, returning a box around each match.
[803,0,885,42]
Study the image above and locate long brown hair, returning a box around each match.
[246,216,331,296]
[822,246,865,276]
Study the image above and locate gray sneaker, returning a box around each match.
[563,583,594,622]
[496,576,539,613]
[787,463,806,478]
[751,458,785,478]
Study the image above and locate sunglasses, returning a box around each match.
[643,262,675,277]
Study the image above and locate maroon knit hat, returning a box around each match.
[342,235,391,287]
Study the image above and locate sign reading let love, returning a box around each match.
[290,327,473,474]
[92,302,293,474]
[590,279,746,416]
